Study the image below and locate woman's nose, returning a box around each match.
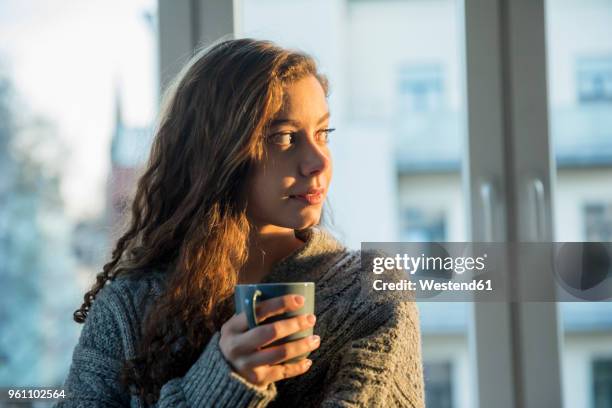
[299,137,331,177]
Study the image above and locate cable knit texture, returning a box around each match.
[55,226,425,407]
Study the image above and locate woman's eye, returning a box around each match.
[317,128,336,143]
[269,132,296,147]
[268,128,336,147]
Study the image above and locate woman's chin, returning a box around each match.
[285,213,321,230]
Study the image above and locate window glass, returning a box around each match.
[0,0,157,391]
[424,361,453,408]
[593,358,612,408]
[545,1,612,407]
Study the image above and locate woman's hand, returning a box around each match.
[219,294,320,388]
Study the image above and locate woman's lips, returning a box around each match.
[289,192,324,205]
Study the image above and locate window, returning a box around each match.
[593,358,612,408]
[0,0,158,388]
[584,203,612,241]
[424,361,453,408]
[576,57,612,103]
[401,207,446,242]
[398,64,444,112]
[548,1,612,407]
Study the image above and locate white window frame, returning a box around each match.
[463,1,562,407]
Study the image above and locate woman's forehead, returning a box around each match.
[270,111,331,129]
[275,77,329,124]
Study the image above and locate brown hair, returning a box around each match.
[72,38,329,405]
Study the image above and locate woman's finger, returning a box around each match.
[230,313,316,356]
[222,294,305,334]
[240,335,321,368]
[265,358,313,383]
[239,313,316,351]
[254,294,306,323]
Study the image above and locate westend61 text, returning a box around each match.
[373,279,493,292]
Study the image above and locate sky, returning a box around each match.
[0,0,157,219]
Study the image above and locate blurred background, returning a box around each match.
[0,0,611,407]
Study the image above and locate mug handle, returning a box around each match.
[244,289,262,329]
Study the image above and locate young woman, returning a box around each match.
[58,38,425,407]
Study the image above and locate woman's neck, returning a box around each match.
[238,225,305,284]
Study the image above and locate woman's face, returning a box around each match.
[246,74,333,231]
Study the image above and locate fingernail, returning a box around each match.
[307,314,316,325]
[294,295,305,305]
[310,335,320,344]
[305,359,312,368]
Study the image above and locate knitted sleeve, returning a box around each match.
[156,331,278,407]
[319,265,426,407]
[54,281,277,408]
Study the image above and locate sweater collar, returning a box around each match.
[260,226,347,284]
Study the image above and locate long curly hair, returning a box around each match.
[72,38,329,405]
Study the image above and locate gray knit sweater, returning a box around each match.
[56,226,425,407]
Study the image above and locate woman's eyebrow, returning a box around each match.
[271,112,330,127]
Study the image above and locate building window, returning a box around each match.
[576,57,612,103]
[593,358,612,408]
[401,207,446,242]
[584,202,612,241]
[398,64,444,112]
[424,361,453,408]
